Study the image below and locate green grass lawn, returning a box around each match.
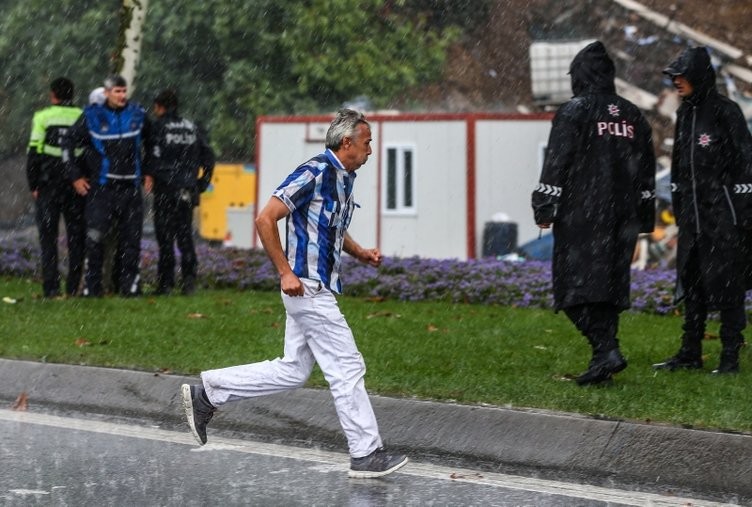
[1,276,750,433]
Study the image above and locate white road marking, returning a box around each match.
[9,489,50,496]
[0,409,734,507]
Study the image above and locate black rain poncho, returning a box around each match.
[532,41,656,311]
[666,47,752,308]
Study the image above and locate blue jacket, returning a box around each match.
[63,102,149,186]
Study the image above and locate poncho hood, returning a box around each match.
[569,41,616,97]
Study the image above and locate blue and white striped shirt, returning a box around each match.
[273,149,358,293]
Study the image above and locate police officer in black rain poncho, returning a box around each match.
[532,41,656,386]
[144,89,215,295]
[653,47,752,374]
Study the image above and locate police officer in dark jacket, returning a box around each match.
[532,41,656,386]
[653,47,752,374]
[144,89,214,295]
[26,77,85,297]
[63,75,151,297]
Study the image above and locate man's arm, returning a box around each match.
[142,117,157,194]
[140,113,154,193]
[196,126,215,193]
[62,114,90,195]
[637,114,656,234]
[26,111,48,198]
[343,233,382,267]
[724,101,752,228]
[531,102,582,228]
[255,196,303,296]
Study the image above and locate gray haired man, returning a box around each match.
[181,109,408,478]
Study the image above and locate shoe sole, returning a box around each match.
[348,456,408,479]
[576,373,612,386]
[180,384,205,446]
[652,363,703,371]
[711,368,739,375]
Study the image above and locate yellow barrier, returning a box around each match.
[198,163,256,241]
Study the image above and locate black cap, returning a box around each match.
[663,46,711,79]
[662,65,683,77]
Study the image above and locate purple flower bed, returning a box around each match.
[0,237,38,276]
[0,235,686,315]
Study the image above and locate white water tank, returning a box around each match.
[529,39,595,104]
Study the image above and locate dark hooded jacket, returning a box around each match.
[665,46,752,308]
[144,111,215,197]
[532,41,656,311]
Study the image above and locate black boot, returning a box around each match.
[567,305,625,386]
[712,334,743,374]
[153,284,172,296]
[576,348,627,386]
[181,275,196,296]
[154,271,173,296]
[712,352,740,374]
[652,334,703,371]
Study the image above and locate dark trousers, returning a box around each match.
[681,247,746,354]
[564,302,620,356]
[154,191,197,290]
[35,184,86,296]
[84,183,143,297]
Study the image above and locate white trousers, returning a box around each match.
[201,278,382,458]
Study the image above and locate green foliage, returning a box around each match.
[0,0,462,161]
[280,0,451,103]
[2,276,752,434]
[0,0,118,155]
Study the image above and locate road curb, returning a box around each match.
[1,358,750,501]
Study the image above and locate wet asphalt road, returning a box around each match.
[0,409,733,507]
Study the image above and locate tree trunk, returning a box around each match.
[113,0,149,94]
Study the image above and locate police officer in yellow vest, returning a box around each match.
[26,77,85,298]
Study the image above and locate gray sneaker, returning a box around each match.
[180,383,216,445]
[348,447,408,478]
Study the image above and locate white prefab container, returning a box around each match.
[255,112,552,261]
[225,205,255,249]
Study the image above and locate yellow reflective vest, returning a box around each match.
[26,104,82,191]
